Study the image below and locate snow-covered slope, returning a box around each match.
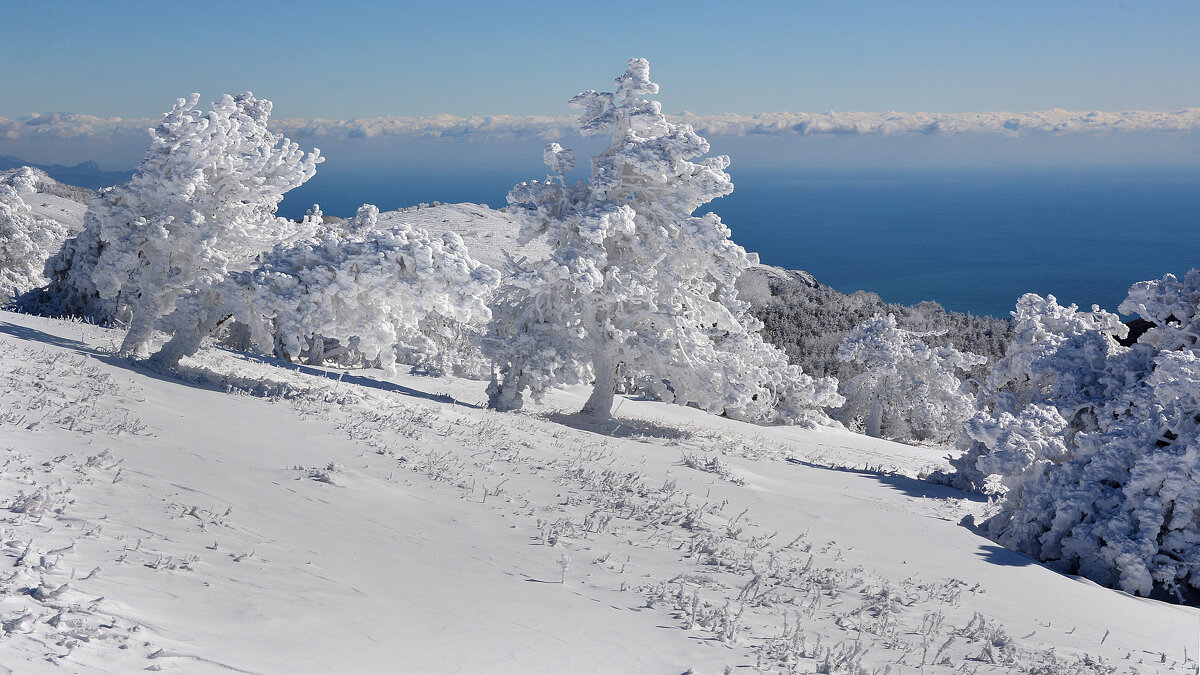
[0,168,89,235]
[376,202,548,271]
[0,310,1196,674]
[21,194,85,236]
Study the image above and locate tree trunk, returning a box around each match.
[120,313,155,358]
[148,327,203,370]
[146,312,222,370]
[865,389,884,438]
[487,368,525,412]
[307,335,326,367]
[580,349,616,420]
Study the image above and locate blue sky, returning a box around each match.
[3,0,1198,119]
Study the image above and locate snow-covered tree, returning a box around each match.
[950,293,1127,491]
[836,314,984,442]
[0,169,68,302]
[1122,270,1200,352]
[68,92,321,356]
[952,279,1200,599]
[484,59,841,422]
[152,204,500,375]
[36,190,124,324]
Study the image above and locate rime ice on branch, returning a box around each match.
[837,314,983,442]
[953,282,1200,599]
[950,294,1126,493]
[0,168,68,303]
[78,92,322,357]
[485,58,841,423]
[153,203,501,374]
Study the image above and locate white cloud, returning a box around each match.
[0,113,152,141]
[2,108,1197,145]
[275,114,576,141]
[675,109,1200,137]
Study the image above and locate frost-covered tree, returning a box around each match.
[484,59,841,422]
[836,314,984,442]
[0,169,68,302]
[741,266,1012,383]
[952,279,1200,599]
[152,204,500,375]
[61,92,321,356]
[37,190,124,323]
[950,293,1127,491]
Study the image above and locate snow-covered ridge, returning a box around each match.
[4,107,1198,143]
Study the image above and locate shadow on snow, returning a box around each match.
[784,456,988,504]
[0,320,99,354]
[0,319,477,410]
[542,410,692,441]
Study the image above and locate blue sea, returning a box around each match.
[280,165,1200,318]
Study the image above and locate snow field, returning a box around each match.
[0,311,1196,673]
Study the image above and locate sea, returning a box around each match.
[279,165,1200,318]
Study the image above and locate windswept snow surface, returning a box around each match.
[0,311,1197,674]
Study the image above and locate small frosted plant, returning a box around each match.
[558,553,571,584]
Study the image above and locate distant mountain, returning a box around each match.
[0,155,132,189]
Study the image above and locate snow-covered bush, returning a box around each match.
[836,314,983,442]
[484,59,841,422]
[49,92,321,355]
[0,168,68,302]
[2,166,39,195]
[35,192,122,322]
[1122,270,1200,352]
[152,204,500,375]
[954,279,1200,599]
[950,294,1127,491]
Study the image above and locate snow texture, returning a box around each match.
[374,202,549,272]
[0,309,1195,673]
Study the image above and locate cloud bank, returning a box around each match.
[675,109,1200,137]
[3,108,1198,144]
